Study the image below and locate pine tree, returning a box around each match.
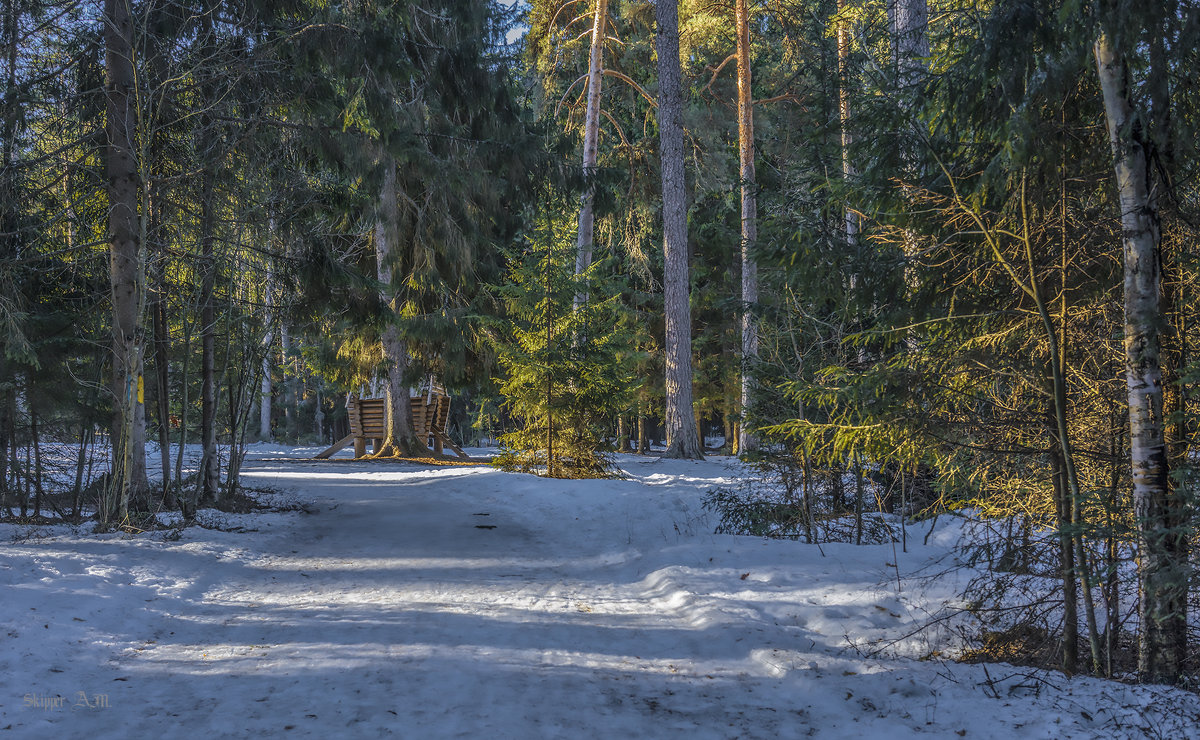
[656,0,703,459]
[734,0,759,455]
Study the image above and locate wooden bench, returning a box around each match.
[315,387,468,459]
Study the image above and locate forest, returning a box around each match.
[2,0,1199,710]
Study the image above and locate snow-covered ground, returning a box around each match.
[2,449,1197,738]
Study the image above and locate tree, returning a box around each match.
[735,0,758,455]
[890,0,928,93]
[493,193,636,478]
[836,0,858,288]
[1094,13,1187,686]
[194,4,221,508]
[104,0,150,522]
[374,154,426,457]
[656,0,703,459]
[574,0,609,308]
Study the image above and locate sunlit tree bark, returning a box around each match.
[1094,28,1187,686]
[656,0,702,459]
[574,0,608,309]
[735,0,758,455]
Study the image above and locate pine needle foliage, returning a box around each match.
[492,201,639,479]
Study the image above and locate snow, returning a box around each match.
[2,448,1197,738]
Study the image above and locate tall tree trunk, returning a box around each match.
[104,0,149,522]
[280,322,294,440]
[890,0,928,91]
[259,352,272,439]
[374,155,425,457]
[574,0,609,309]
[0,0,16,512]
[259,257,273,441]
[197,159,219,505]
[0,377,9,508]
[1105,411,1124,677]
[1094,30,1187,685]
[735,0,758,455]
[195,7,221,506]
[150,230,171,494]
[891,0,927,310]
[143,18,171,501]
[1050,410,1078,673]
[837,0,856,243]
[1148,16,1189,661]
[655,0,702,460]
[837,0,862,316]
[314,389,324,442]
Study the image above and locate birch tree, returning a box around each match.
[1094,22,1187,686]
[574,0,608,308]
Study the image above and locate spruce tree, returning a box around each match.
[493,197,638,478]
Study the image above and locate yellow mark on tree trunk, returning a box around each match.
[137,375,144,405]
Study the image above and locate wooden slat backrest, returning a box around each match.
[434,396,450,433]
[348,397,386,437]
[347,389,450,444]
[411,401,430,437]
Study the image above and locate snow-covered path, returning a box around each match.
[3,452,1197,738]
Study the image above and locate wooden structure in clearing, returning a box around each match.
[315,385,468,460]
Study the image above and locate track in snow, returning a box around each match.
[2,451,1197,739]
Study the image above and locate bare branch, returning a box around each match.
[555,73,591,117]
[600,108,631,151]
[602,69,656,108]
[704,53,737,95]
[548,0,588,31]
[753,92,797,106]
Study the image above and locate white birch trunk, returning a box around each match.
[259,354,271,439]
[574,0,609,309]
[1094,30,1187,685]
